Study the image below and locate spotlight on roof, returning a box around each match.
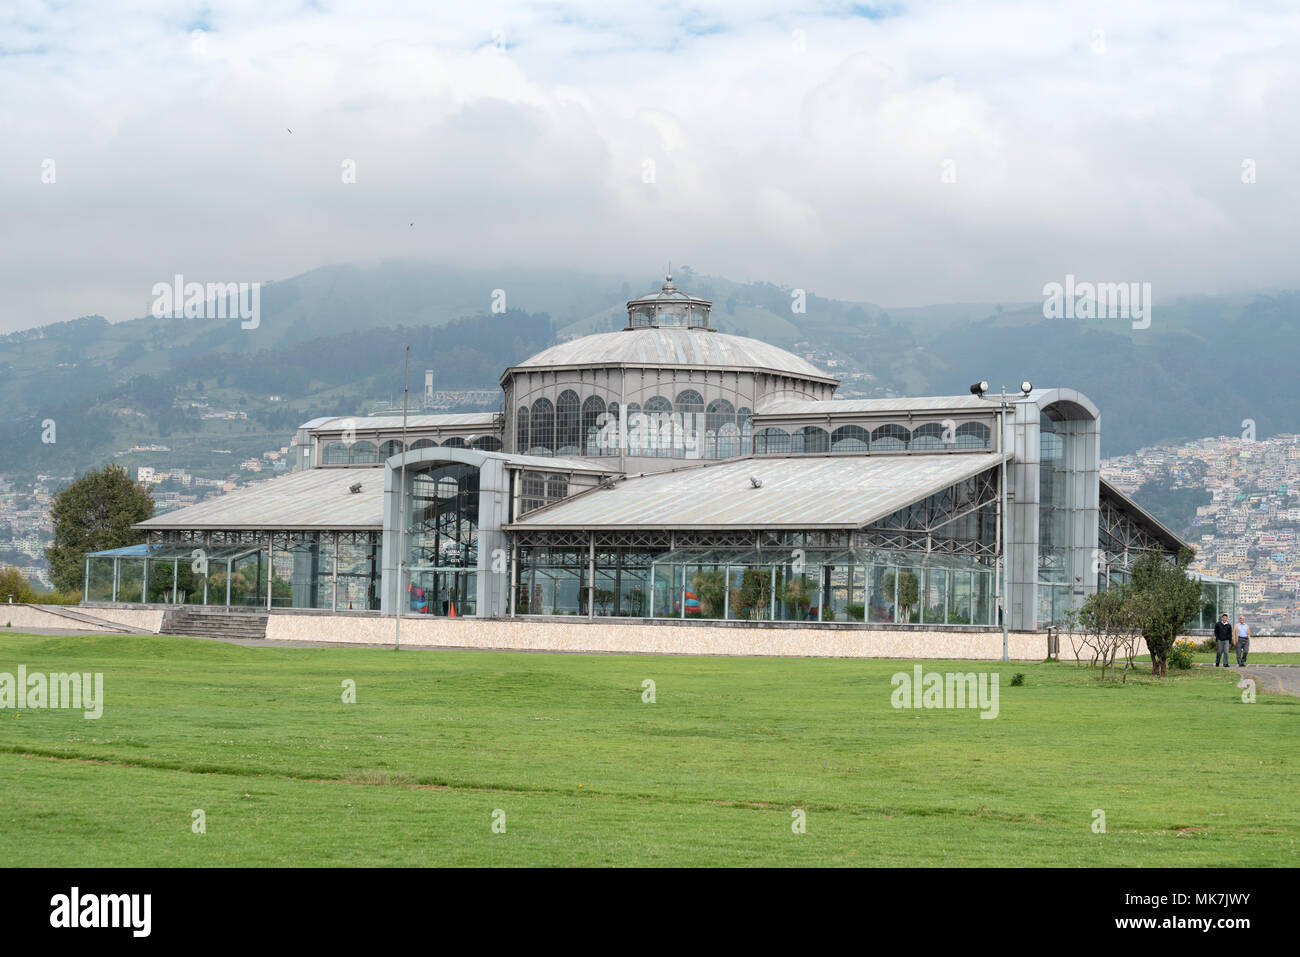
[349,482,363,494]
[750,476,763,489]
[1020,381,1033,395]
[970,381,989,396]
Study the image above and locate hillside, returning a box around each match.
[1,262,1297,483]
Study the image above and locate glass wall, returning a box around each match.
[515,545,996,625]
[404,463,479,616]
[85,536,376,610]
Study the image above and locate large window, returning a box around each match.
[530,398,554,455]
[322,442,349,465]
[349,441,379,464]
[557,390,581,455]
[956,422,991,449]
[644,396,672,458]
[406,464,480,616]
[831,425,870,452]
[871,424,910,451]
[911,423,945,450]
[792,426,829,453]
[582,395,607,456]
[755,428,791,454]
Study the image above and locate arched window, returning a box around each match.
[516,406,529,453]
[911,423,945,450]
[557,390,581,455]
[754,428,790,454]
[956,422,991,449]
[705,399,736,459]
[410,438,437,451]
[379,440,405,459]
[441,436,467,448]
[644,396,672,457]
[705,398,735,433]
[530,397,554,455]
[546,474,568,500]
[792,426,829,454]
[582,395,607,456]
[871,424,910,451]
[349,440,379,464]
[322,441,349,465]
[831,425,870,452]
[471,436,502,452]
[738,408,753,455]
[675,390,704,416]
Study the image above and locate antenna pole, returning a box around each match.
[396,346,410,650]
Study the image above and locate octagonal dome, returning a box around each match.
[509,326,836,383]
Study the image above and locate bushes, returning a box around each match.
[0,566,40,604]
[1168,637,1197,670]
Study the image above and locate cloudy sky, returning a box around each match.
[2,0,1297,331]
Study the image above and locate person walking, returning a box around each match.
[1213,613,1234,667]
[1235,615,1250,666]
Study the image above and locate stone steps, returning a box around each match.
[161,608,269,640]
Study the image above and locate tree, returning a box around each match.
[1064,586,1141,681]
[731,568,772,620]
[783,574,815,620]
[690,570,728,618]
[1126,547,1203,678]
[0,566,39,604]
[882,571,920,622]
[45,464,154,593]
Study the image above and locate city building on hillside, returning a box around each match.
[82,272,1235,630]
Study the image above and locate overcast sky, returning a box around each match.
[1,0,1297,332]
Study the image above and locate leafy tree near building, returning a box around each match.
[45,465,154,593]
[0,566,39,603]
[1126,547,1203,678]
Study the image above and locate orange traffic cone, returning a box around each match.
[449,601,456,618]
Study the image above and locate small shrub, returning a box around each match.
[1168,637,1197,670]
[1010,673,1025,686]
[846,604,865,621]
[1196,636,1216,652]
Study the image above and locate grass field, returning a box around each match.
[0,633,1296,866]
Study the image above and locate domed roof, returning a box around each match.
[508,326,837,383]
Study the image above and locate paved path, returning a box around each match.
[1200,663,1300,697]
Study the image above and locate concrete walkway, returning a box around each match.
[1200,662,1300,696]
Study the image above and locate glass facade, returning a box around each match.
[85,535,380,610]
[403,463,479,616]
[753,420,991,454]
[514,545,996,624]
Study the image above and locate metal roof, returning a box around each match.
[135,451,617,533]
[626,274,711,308]
[756,395,998,416]
[508,452,1005,531]
[1099,477,1188,551]
[507,327,836,383]
[306,413,499,433]
[137,467,386,531]
[454,450,618,474]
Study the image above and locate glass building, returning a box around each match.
[96,271,1229,631]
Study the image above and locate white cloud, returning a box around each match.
[1,0,1297,330]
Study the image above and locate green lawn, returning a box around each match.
[0,633,1296,866]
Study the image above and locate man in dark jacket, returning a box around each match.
[1213,614,1234,667]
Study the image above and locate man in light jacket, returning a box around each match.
[1236,615,1250,666]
